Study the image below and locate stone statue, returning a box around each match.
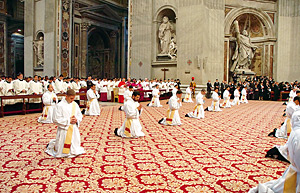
[33,36,44,67]
[168,36,177,60]
[230,20,257,72]
[158,16,175,55]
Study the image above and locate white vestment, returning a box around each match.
[45,99,85,158]
[208,91,222,112]
[38,91,58,123]
[2,81,15,105]
[187,92,205,119]
[221,90,231,108]
[275,102,298,139]
[85,89,100,116]
[172,87,178,96]
[117,98,145,138]
[288,90,297,103]
[240,88,248,103]
[71,82,81,100]
[55,79,64,93]
[149,88,162,107]
[275,107,300,160]
[231,89,240,106]
[107,81,114,100]
[160,95,182,126]
[29,81,43,103]
[13,79,28,103]
[249,128,300,193]
[183,87,193,103]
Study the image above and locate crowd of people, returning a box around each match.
[1,72,300,191]
[207,75,300,101]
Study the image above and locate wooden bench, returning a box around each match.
[0,92,87,118]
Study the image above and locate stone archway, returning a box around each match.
[87,28,111,78]
[224,8,276,81]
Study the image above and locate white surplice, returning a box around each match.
[160,95,182,126]
[13,79,28,103]
[117,98,145,138]
[38,91,58,123]
[85,89,100,116]
[249,128,300,193]
[149,88,162,107]
[2,81,15,105]
[275,102,298,139]
[183,87,194,103]
[45,99,85,158]
[186,92,205,119]
[231,89,240,106]
[240,88,248,104]
[71,82,81,101]
[172,87,178,96]
[208,91,222,112]
[28,81,43,103]
[220,90,231,108]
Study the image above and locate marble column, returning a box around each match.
[109,31,117,78]
[80,22,90,78]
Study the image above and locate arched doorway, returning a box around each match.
[87,29,111,78]
[224,8,276,81]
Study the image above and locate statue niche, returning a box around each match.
[157,9,176,61]
[33,32,44,67]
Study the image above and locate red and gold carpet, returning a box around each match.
[0,100,289,192]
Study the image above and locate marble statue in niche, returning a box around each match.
[33,36,44,67]
[230,20,257,72]
[158,16,175,56]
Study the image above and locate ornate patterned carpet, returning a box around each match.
[0,99,289,192]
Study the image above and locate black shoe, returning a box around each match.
[268,128,277,137]
[166,102,169,104]
[283,113,286,116]
[81,109,86,114]
[118,106,122,111]
[265,147,290,163]
[147,103,150,106]
[284,109,286,112]
[281,122,284,126]
[204,107,209,111]
[282,103,287,105]
[158,118,164,124]
[114,128,120,137]
[185,114,189,117]
[182,98,184,102]
[46,143,49,148]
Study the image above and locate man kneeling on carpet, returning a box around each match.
[185,89,206,119]
[249,109,300,192]
[114,91,145,138]
[159,90,182,126]
[45,89,85,158]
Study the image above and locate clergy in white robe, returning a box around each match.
[269,100,299,139]
[85,84,100,116]
[2,77,15,105]
[183,86,194,103]
[119,86,133,111]
[13,73,28,103]
[55,76,64,93]
[288,88,298,104]
[159,90,182,126]
[172,85,178,96]
[71,79,81,101]
[148,84,162,107]
[29,75,43,103]
[45,89,85,158]
[231,87,241,106]
[220,87,231,108]
[107,80,114,101]
[114,91,145,138]
[99,79,108,102]
[249,117,300,193]
[185,89,206,119]
[240,87,248,104]
[38,85,58,123]
[206,88,222,112]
